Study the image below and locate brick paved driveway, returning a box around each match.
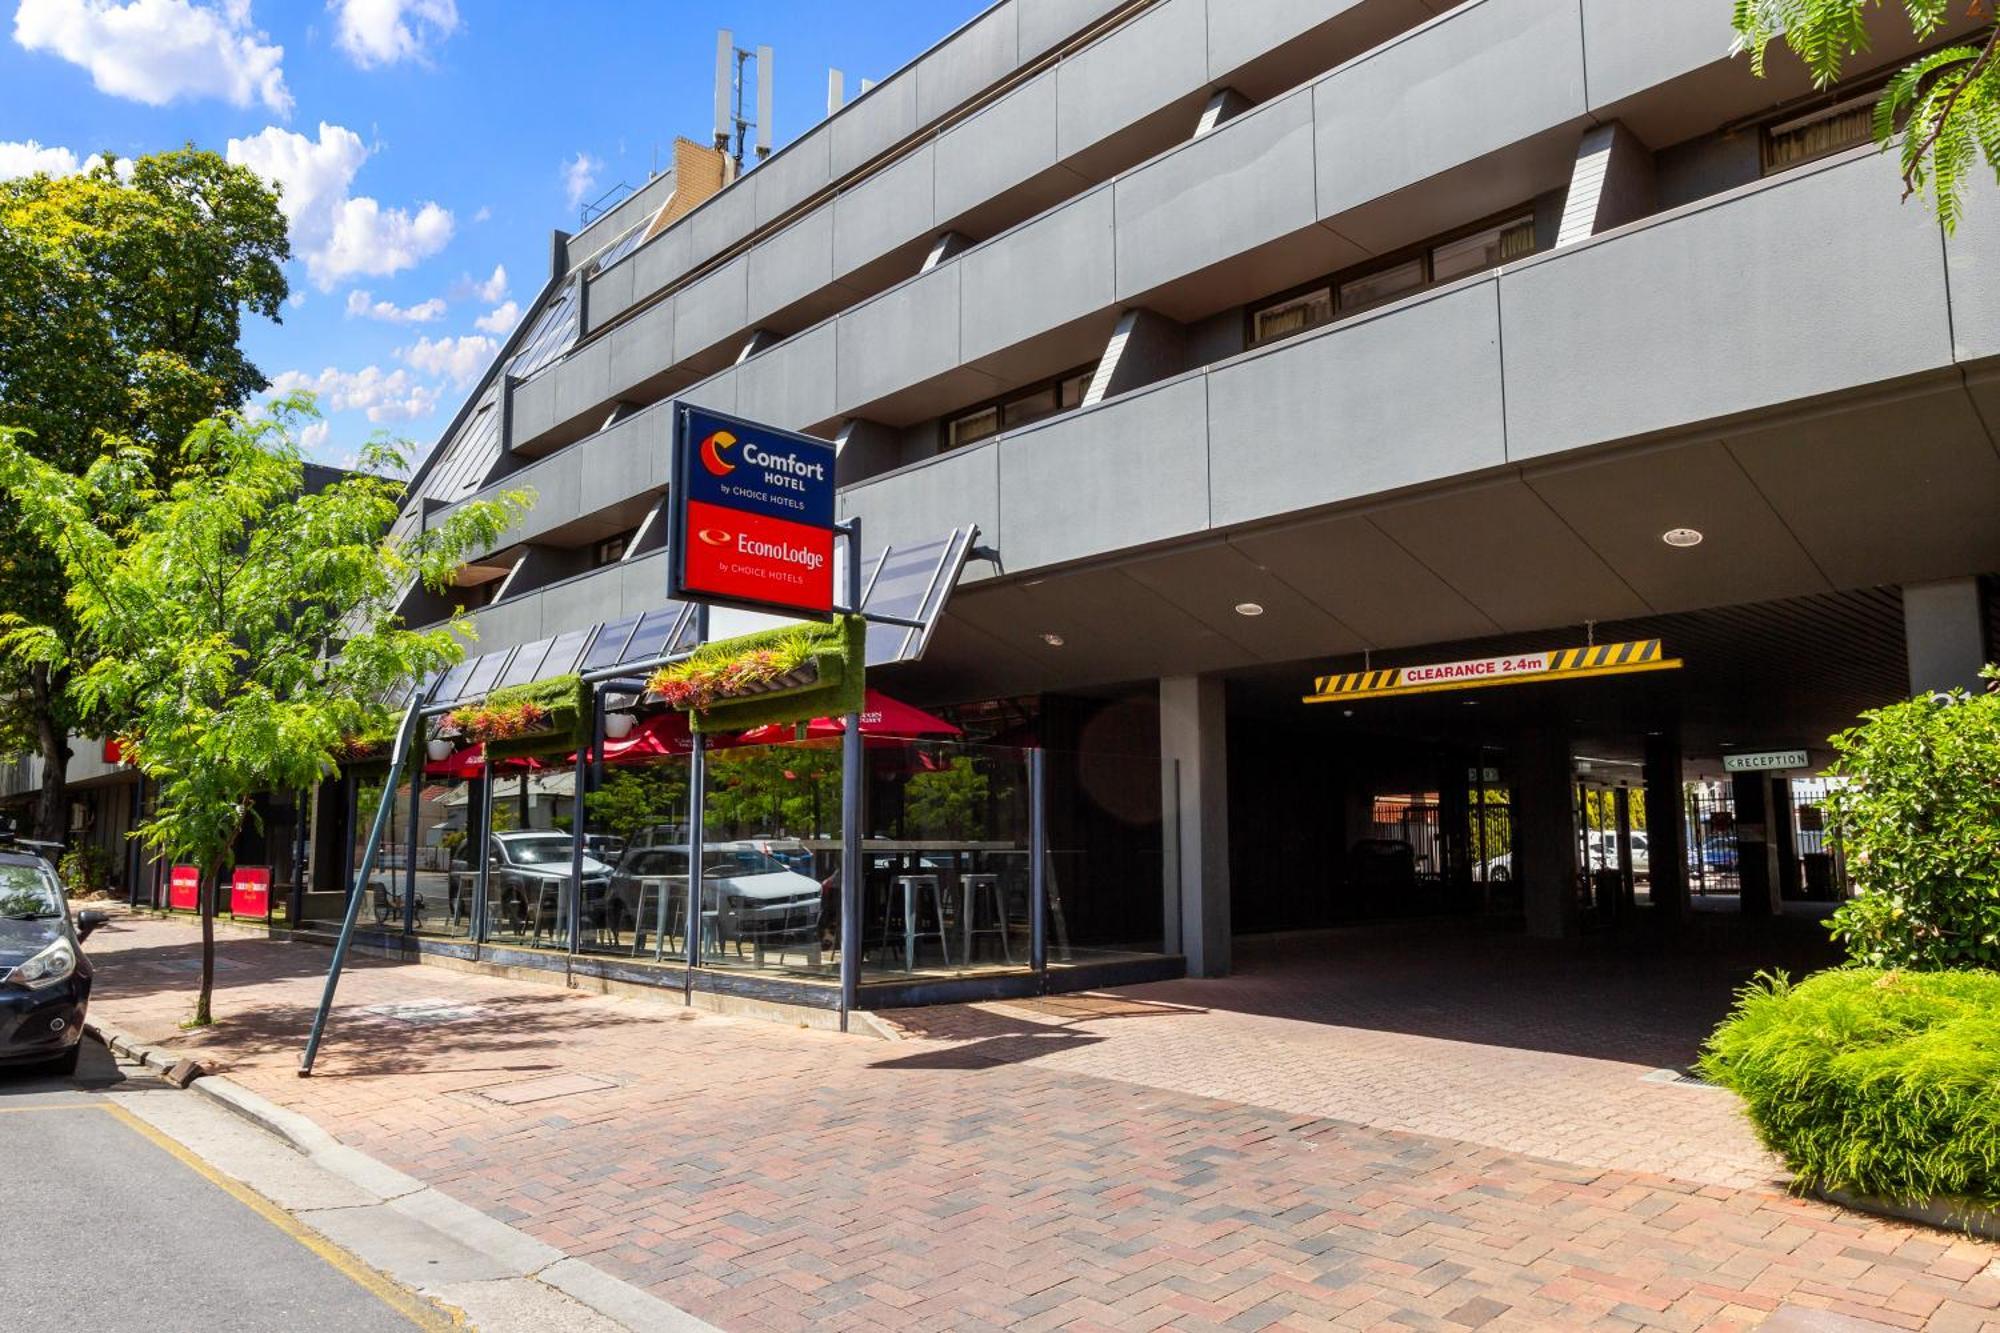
[83,914,2000,1332]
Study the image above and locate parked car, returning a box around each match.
[0,844,108,1076]
[1689,835,1738,873]
[604,841,821,952]
[452,831,613,938]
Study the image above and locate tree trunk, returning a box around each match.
[30,665,70,844]
[195,856,221,1026]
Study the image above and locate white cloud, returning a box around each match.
[344,288,445,323]
[471,204,490,223]
[399,333,494,387]
[0,139,134,180]
[287,291,306,309]
[330,0,457,68]
[269,364,439,423]
[13,0,290,114]
[298,419,331,452]
[227,122,454,290]
[562,151,600,211]
[472,300,518,335]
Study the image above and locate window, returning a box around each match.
[943,365,1096,453]
[1762,94,1876,174]
[594,529,637,568]
[1251,287,1332,344]
[1249,208,1540,347]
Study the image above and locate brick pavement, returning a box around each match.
[81,913,2000,1332]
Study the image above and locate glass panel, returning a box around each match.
[481,768,575,949]
[857,531,971,667]
[698,740,843,976]
[1045,744,1165,964]
[415,775,475,938]
[1429,216,1536,284]
[1252,287,1333,344]
[431,659,476,707]
[580,614,641,673]
[1337,259,1424,314]
[947,407,998,451]
[618,607,682,666]
[460,648,513,701]
[1060,371,1093,410]
[345,776,413,934]
[1764,100,1874,173]
[580,750,689,959]
[540,627,594,680]
[1001,387,1059,430]
[494,638,555,690]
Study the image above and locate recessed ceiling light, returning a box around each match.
[1233,602,1264,617]
[1661,527,1704,548]
[1040,632,1065,647]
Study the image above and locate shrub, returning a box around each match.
[59,843,114,894]
[1698,968,2000,1203]
[1822,670,2000,969]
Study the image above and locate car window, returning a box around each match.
[505,835,577,865]
[706,848,785,876]
[0,863,62,919]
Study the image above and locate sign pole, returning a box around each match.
[683,604,710,997]
[838,518,863,1030]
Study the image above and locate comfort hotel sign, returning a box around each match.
[1305,639,1681,703]
[669,403,836,619]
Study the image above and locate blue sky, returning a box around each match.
[0,0,986,469]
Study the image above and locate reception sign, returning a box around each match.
[669,404,836,619]
[167,864,201,912]
[230,865,272,920]
[1306,639,1680,703]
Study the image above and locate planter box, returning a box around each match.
[1817,1188,2000,1242]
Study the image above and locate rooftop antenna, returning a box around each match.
[713,30,774,173]
[827,67,844,117]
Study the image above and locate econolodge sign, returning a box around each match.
[230,865,272,920]
[670,403,836,619]
[168,864,200,912]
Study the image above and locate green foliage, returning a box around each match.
[706,743,841,838]
[58,843,113,895]
[0,147,291,836]
[1699,968,2000,1203]
[1820,674,2000,969]
[902,756,991,840]
[0,400,525,1021]
[1731,1,2000,229]
[688,616,867,735]
[585,765,690,841]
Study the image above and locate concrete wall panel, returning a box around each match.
[1206,282,1507,527]
[934,70,1063,224]
[688,180,756,269]
[746,208,835,325]
[1943,175,2000,361]
[1018,0,1128,58]
[1501,153,1954,460]
[1113,88,1317,300]
[918,4,1020,125]
[840,442,1000,559]
[999,377,1210,567]
[836,264,962,407]
[831,74,919,178]
[1055,0,1208,160]
[833,143,936,275]
[671,256,750,363]
[959,186,1115,364]
[753,126,832,227]
[1314,0,1587,219]
[1207,0,1362,79]
[1580,0,1737,112]
[736,323,839,430]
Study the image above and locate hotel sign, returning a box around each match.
[669,403,837,620]
[1306,639,1679,703]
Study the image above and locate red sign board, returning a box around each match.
[670,405,837,619]
[102,737,124,765]
[230,866,272,920]
[168,864,201,912]
[679,499,833,616]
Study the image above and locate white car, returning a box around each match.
[606,841,821,950]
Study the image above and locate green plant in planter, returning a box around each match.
[1822,668,2000,970]
[644,618,863,733]
[449,674,587,759]
[1699,968,2000,1204]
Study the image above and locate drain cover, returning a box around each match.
[1641,1066,1721,1089]
[469,1072,618,1105]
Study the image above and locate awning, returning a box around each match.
[734,689,960,744]
[423,743,546,780]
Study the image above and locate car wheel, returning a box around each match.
[45,1043,80,1077]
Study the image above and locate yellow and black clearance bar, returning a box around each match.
[1304,639,1682,704]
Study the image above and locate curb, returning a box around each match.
[84,1018,720,1332]
[1816,1187,2000,1244]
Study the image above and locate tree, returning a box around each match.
[1821,672,2000,969]
[0,399,525,1024]
[0,147,289,841]
[1733,1,2000,229]
[584,765,691,842]
[903,756,991,841]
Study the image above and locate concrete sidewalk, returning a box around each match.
[84,911,2000,1331]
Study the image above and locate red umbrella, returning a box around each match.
[734,689,960,746]
[423,743,543,779]
[593,711,695,762]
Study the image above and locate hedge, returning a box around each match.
[1698,968,2000,1203]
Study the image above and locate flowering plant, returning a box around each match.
[447,699,550,742]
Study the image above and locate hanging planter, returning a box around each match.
[646,616,867,735]
[447,674,588,760]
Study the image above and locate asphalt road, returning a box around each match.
[0,1042,435,1332]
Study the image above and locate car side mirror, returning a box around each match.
[76,909,109,942]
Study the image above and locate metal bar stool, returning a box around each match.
[885,873,949,972]
[959,873,1012,964]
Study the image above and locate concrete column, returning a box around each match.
[1513,723,1578,938]
[1731,773,1783,917]
[1904,577,1989,695]
[921,232,972,272]
[1160,675,1230,976]
[1194,87,1252,137]
[1555,121,1656,248]
[1642,730,1689,922]
[1082,309,1188,407]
